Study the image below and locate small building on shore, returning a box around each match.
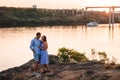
[32,5,37,8]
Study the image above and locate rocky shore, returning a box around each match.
[0,55,120,80]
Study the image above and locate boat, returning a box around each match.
[86,21,98,27]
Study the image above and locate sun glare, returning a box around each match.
[84,0,120,12]
[84,0,119,6]
[0,0,120,10]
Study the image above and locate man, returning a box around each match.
[30,32,41,76]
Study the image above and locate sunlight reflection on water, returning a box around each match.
[0,24,120,71]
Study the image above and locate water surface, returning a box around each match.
[0,24,120,71]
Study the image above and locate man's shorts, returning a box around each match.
[33,53,40,61]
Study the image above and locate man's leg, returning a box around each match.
[34,61,38,72]
[33,53,39,72]
[33,54,41,77]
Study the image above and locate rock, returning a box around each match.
[49,55,60,64]
[1,55,120,80]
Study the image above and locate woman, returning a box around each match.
[38,35,50,73]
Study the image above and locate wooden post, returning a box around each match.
[109,8,111,27]
[112,7,115,27]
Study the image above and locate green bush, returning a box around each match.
[98,52,109,63]
[57,47,88,63]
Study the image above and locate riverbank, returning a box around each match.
[0,7,110,27]
[1,55,120,80]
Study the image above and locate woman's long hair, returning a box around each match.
[43,35,47,42]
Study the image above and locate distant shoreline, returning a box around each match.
[0,23,85,28]
[0,7,113,28]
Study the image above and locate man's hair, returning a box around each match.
[36,32,41,36]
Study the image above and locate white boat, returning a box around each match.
[87,21,98,27]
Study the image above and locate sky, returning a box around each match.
[0,0,120,9]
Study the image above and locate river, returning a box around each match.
[0,24,120,71]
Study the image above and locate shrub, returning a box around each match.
[110,57,117,65]
[57,47,88,63]
[98,52,109,63]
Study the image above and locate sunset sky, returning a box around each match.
[0,0,120,9]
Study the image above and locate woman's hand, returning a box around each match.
[38,46,41,49]
[38,46,43,49]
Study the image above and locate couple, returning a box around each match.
[30,32,50,75]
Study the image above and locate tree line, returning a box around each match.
[0,7,119,27]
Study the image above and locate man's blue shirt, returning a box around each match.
[30,38,41,54]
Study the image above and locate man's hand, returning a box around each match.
[32,49,35,53]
